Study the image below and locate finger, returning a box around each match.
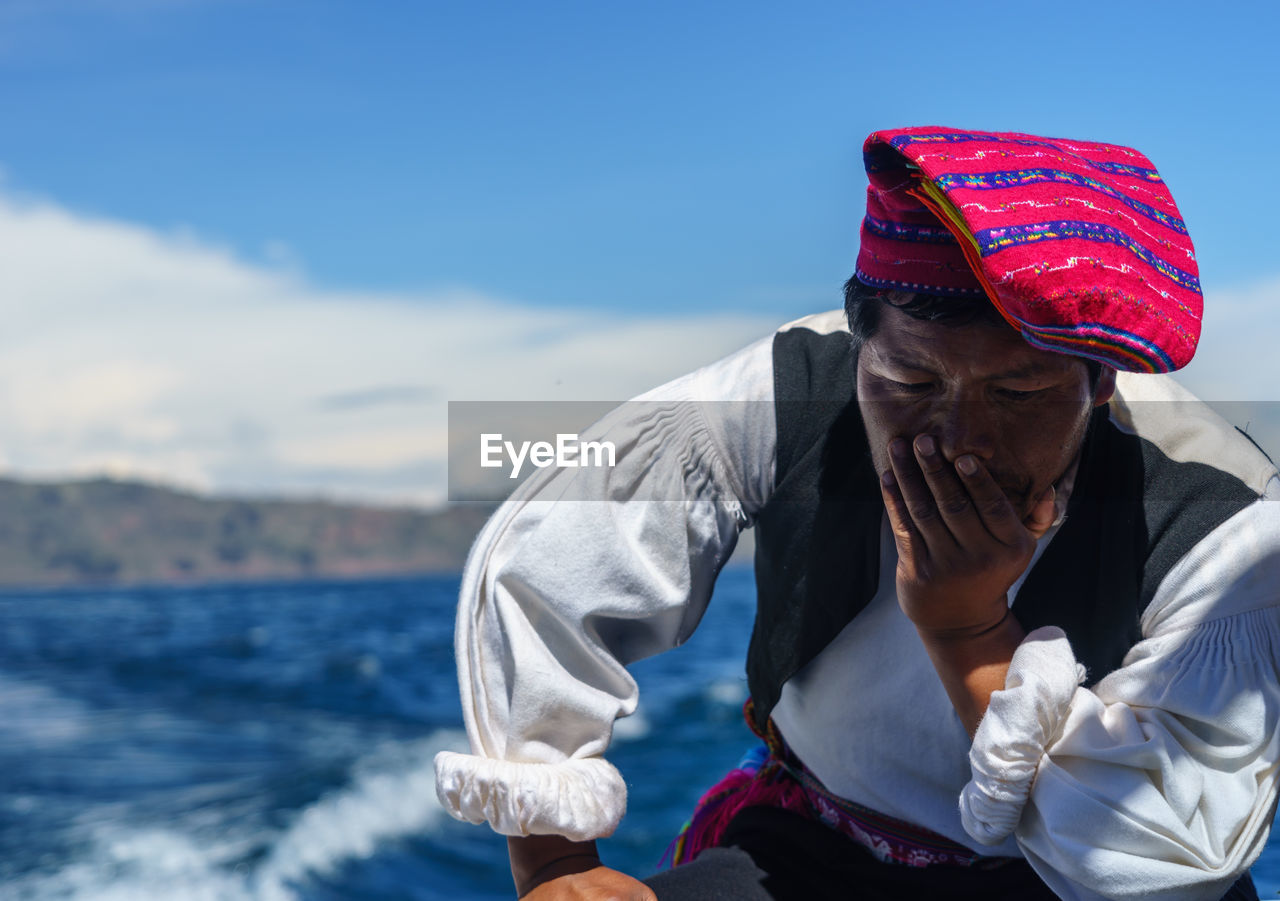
[1024,484,1057,540]
[912,434,983,537]
[889,437,956,550]
[878,465,925,563]
[953,453,1027,546]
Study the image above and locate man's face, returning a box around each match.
[856,302,1115,522]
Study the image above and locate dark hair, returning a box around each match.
[842,276,1104,390]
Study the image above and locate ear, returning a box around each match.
[1092,366,1117,407]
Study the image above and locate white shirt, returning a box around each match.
[435,313,1280,901]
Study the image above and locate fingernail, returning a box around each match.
[915,435,936,456]
[956,455,977,476]
[890,439,909,460]
[880,469,896,487]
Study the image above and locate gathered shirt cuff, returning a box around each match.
[434,751,626,841]
[960,627,1086,845]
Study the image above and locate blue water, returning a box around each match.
[1,571,1276,899]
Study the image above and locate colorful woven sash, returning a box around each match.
[665,700,1013,870]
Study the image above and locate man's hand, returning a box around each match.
[878,434,1054,734]
[879,435,1054,636]
[509,835,656,901]
[520,867,657,900]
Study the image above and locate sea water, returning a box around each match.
[1,572,1276,900]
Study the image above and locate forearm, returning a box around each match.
[508,835,602,897]
[916,609,1025,737]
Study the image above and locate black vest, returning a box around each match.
[746,325,1262,733]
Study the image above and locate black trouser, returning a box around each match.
[643,807,1259,901]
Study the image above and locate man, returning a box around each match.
[435,128,1280,900]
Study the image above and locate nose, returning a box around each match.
[933,398,997,463]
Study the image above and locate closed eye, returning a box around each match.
[995,387,1043,400]
[889,380,933,394]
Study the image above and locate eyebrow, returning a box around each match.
[987,362,1053,380]
[876,353,1052,381]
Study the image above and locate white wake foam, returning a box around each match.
[611,709,651,743]
[0,673,93,749]
[704,677,747,707]
[11,827,255,901]
[252,729,469,900]
[13,728,471,901]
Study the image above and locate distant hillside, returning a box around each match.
[0,477,496,588]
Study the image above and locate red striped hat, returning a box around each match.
[854,127,1202,372]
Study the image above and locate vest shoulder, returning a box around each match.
[777,309,850,336]
[771,311,854,408]
[1110,373,1277,497]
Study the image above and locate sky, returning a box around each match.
[0,0,1276,507]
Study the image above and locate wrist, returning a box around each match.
[915,604,1012,643]
[509,835,601,898]
[520,855,603,898]
[914,609,1026,737]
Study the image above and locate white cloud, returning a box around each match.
[0,190,780,507]
[1174,275,1280,462]
[1175,275,1280,403]
[4,188,1271,509]
[274,427,449,472]
[8,359,180,436]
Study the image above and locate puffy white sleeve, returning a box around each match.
[434,336,776,840]
[961,479,1280,901]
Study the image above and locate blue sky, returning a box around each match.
[0,0,1276,504]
